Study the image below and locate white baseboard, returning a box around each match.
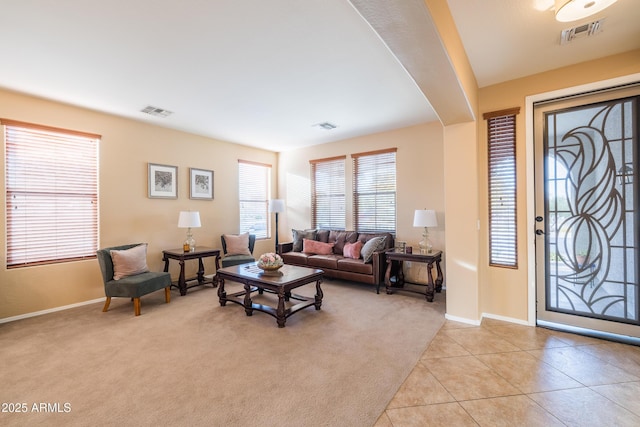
[444,312,532,327]
[481,312,532,326]
[444,313,481,326]
[0,298,104,324]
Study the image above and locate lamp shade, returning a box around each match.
[413,209,437,228]
[268,199,285,213]
[178,211,201,228]
[555,0,617,22]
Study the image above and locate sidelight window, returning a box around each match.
[485,108,520,268]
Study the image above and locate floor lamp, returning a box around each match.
[269,199,285,253]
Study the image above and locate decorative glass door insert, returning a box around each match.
[535,87,640,338]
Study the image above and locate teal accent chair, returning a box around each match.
[220,234,256,267]
[97,243,171,316]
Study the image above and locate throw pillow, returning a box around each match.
[302,238,334,255]
[360,236,387,263]
[224,233,251,255]
[343,241,364,259]
[292,229,317,252]
[328,230,358,255]
[110,244,150,280]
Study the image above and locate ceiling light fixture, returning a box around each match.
[554,0,617,22]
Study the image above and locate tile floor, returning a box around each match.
[374,318,640,426]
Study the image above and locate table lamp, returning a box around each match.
[413,209,437,254]
[178,211,201,252]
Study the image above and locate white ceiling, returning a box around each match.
[448,0,640,88]
[0,0,638,152]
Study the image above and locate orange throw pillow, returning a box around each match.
[302,238,334,255]
[343,241,364,259]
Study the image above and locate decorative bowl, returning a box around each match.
[257,252,284,274]
[258,264,283,271]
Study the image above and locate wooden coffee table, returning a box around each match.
[217,263,324,328]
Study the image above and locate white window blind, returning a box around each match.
[484,108,520,268]
[3,119,99,268]
[352,148,397,234]
[238,160,270,239]
[310,156,346,230]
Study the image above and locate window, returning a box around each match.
[310,156,346,230]
[3,119,99,267]
[484,108,520,268]
[238,160,271,239]
[352,148,397,234]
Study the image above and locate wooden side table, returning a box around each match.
[162,247,221,296]
[383,249,443,302]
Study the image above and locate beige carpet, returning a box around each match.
[0,279,445,427]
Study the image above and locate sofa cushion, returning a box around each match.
[110,244,149,280]
[328,230,358,255]
[281,251,310,265]
[222,254,255,268]
[337,258,373,275]
[343,241,363,259]
[316,229,330,243]
[307,254,340,270]
[361,236,387,263]
[303,238,334,255]
[106,271,171,298]
[292,229,317,252]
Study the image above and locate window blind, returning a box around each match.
[3,119,100,267]
[238,160,271,239]
[310,156,346,230]
[484,108,520,268]
[352,148,397,234]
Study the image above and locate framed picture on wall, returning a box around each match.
[148,163,178,199]
[190,168,214,200]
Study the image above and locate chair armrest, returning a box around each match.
[277,242,293,255]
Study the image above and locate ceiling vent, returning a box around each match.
[560,18,605,45]
[141,105,173,118]
[314,122,337,130]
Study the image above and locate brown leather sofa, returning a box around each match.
[278,229,394,291]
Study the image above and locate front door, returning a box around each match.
[534,85,640,340]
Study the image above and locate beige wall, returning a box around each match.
[277,122,445,256]
[415,0,483,321]
[477,49,640,323]
[442,122,480,321]
[0,89,277,320]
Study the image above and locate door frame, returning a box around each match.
[525,72,640,327]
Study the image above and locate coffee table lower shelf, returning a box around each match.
[217,264,324,328]
[221,286,320,325]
